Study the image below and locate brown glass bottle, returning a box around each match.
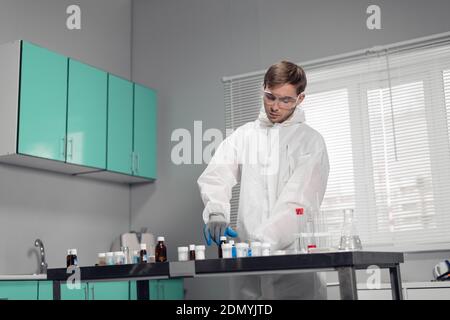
[189,244,196,260]
[155,236,167,262]
[66,249,78,267]
[218,236,227,258]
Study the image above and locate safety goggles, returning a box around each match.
[262,90,300,110]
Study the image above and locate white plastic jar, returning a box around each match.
[195,245,206,260]
[114,251,125,265]
[250,242,262,257]
[261,243,271,256]
[98,253,106,266]
[274,250,286,256]
[221,243,232,258]
[236,243,248,258]
[178,246,189,261]
[106,252,114,265]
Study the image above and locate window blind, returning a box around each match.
[223,33,450,251]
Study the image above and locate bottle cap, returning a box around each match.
[71,249,77,255]
[195,245,205,250]
[106,252,114,257]
[140,243,147,250]
[178,246,188,253]
[296,208,304,215]
[228,240,235,245]
[220,236,227,241]
[221,243,232,249]
[67,249,71,255]
[157,236,165,242]
[189,244,196,250]
[98,253,106,257]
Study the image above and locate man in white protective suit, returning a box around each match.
[197,61,330,299]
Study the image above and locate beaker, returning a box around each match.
[338,209,363,251]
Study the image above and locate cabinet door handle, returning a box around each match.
[161,282,165,300]
[67,138,74,160]
[131,152,134,173]
[60,137,66,158]
[91,286,95,300]
[134,153,139,174]
[85,285,88,300]
[136,154,139,174]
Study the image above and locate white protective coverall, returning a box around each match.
[197,105,330,299]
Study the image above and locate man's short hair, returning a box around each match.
[263,61,307,95]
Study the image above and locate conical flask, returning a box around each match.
[338,209,363,251]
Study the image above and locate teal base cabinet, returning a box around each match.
[60,282,88,300]
[0,40,157,185]
[60,281,129,300]
[130,279,184,300]
[0,279,183,300]
[87,281,130,300]
[0,281,53,300]
[38,281,54,300]
[0,281,38,300]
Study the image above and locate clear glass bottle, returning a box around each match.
[121,246,130,264]
[305,211,317,253]
[132,250,140,264]
[294,207,306,253]
[139,243,148,263]
[339,209,363,251]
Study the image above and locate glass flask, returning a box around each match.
[338,209,363,251]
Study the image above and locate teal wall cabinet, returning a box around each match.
[18,41,68,162]
[107,74,134,175]
[67,59,107,169]
[0,40,157,184]
[133,84,157,180]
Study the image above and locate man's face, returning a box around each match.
[263,83,305,124]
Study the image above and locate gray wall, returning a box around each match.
[0,0,132,274]
[131,0,450,299]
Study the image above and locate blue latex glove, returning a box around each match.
[203,213,238,246]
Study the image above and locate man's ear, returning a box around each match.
[297,93,305,105]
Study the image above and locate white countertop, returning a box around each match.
[0,274,47,280]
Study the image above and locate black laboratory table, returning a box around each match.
[47,251,404,300]
[47,263,169,300]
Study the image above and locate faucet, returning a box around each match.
[34,239,48,274]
